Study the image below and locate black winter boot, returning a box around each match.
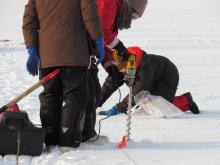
[184,92,200,114]
[82,130,97,142]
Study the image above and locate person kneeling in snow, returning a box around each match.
[98,46,200,116]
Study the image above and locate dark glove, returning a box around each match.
[26,46,39,76]
[113,40,130,61]
[95,37,105,65]
[106,65,124,84]
[99,106,119,116]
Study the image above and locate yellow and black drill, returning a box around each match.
[113,49,137,140]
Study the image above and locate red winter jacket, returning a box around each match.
[97,0,121,45]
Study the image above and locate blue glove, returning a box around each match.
[99,106,119,116]
[26,46,39,76]
[94,37,105,65]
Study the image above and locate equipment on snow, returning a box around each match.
[0,69,60,157]
[118,135,127,148]
[119,53,136,147]
[125,54,136,140]
[0,104,47,157]
[133,91,184,118]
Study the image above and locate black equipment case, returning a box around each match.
[0,111,47,156]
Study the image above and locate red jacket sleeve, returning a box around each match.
[97,0,121,45]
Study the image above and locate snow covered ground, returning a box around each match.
[0,0,220,164]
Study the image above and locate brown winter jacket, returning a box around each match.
[23,0,103,68]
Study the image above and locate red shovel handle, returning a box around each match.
[0,69,60,113]
[42,69,60,83]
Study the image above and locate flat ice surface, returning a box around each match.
[0,0,220,164]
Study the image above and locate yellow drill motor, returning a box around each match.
[125,54,136,84]
[113,49,136,84]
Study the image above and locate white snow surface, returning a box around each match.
[0,0,220,164]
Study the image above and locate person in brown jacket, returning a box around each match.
[22,0,104,152]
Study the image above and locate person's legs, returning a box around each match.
[59,66,88,148]
[93,69,102,107]
[150,65,179,103]
[149,70,200,114]
[151,83,200,114]
[39,67,62,147]
[81,69,97,141]
[148,57,199,114]
[150,83,177,102]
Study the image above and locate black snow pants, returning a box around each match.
[39,66,88,147]
[81,66,101,142]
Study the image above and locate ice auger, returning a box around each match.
[118,53,136,148]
